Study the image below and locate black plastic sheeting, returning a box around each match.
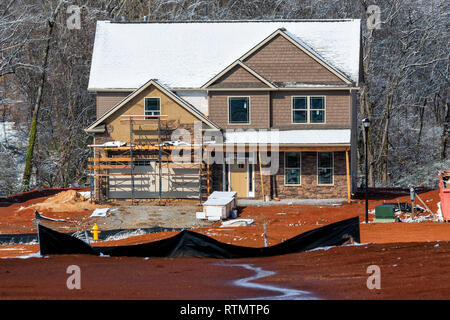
[0,226,184,245]
[38,216,360,258]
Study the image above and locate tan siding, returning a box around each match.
[100,85,202,143]
[96,92,130,119]
[271,90,351,129]
[208,91,270,129]
[243,34,345,84]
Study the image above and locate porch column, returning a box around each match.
[346,149,351,203]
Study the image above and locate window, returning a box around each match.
[145,98,160,119]
[292,97,307,123]
[318,152,333,185]
[310,97,325,123]
[292,96,325,123]
[229,97,249,124]
[285,152,301,185]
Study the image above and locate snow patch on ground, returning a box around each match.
[221,263,317,300]
[103,229,147,242]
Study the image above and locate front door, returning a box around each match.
[229,161,247,197]
[229,160,254,197]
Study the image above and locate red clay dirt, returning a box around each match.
[0,188,449,299]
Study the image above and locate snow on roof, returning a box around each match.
[223,129,351,145]
[88,20,360,90]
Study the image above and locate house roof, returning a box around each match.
[222,129,351,146]
[85,79,220,133]
[88,20,361,91]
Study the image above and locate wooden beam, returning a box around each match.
[279,146,350,152]
[103,145,201,151]
[88,165,133,170]
[345,150,351,203]
[89,157,136,162]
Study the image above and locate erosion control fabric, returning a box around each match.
[38,216,360,258]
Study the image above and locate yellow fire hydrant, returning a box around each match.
[92,223,100,241]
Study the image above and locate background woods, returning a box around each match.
[0,0,448,194]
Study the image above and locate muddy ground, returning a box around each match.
[0,188,449,300]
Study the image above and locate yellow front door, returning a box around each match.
[229,162,248,197]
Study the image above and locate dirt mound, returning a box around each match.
[18,190,107,213]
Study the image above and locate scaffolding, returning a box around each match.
[88,115,210,205]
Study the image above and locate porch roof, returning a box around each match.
[221,129,351,146]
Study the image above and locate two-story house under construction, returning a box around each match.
[85,20,361,202]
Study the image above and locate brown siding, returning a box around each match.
[254,151,348,200]
[212,65,267,85]
[96,92,130,119]
[271,90,351,129]
[244,34,345,84]
[208,91,270,129]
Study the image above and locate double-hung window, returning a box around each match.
[310,97,325,123]
[292,96,325,123]
[317,152,333,185]
[285,152,301,185]
[145,98,160,119]
[292,97,307,123]
[228,97,249,124]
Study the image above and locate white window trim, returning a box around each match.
[144,97,161,117]
[291,96,326,124]
[284,152,302,186]
[317,151,334,186]
[227,96,251,125]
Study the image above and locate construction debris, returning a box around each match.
[18,190,107,213]
[221,219,254,227]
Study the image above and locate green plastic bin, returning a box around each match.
[375,204,395,223]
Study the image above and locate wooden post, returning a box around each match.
[207,152,210,196]
[158,115,162,206]
[345,150,351,203]
[258,150,265,201]
[130,117,134,205]
[410,187,415,219]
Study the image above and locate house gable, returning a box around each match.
[85,79,219,136]
[207,62,274,89]
[242,32,350,85]
[203,60,275,89]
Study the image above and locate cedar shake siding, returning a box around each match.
[253,151,348,200]
[208,91,270,129]
[271,90,351,129]
[243,34,345,84]
[209,64,269,89]
[96,92,131,119]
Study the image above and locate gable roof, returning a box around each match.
[202,60,276,89]
[85,79,220,133]
[88,20,361,91]
[240,28,352,84]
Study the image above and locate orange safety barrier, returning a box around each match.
[438,170,450,221]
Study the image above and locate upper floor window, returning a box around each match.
[145,98,160,119]
[228,97,249,124]
[292,96,325,123]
